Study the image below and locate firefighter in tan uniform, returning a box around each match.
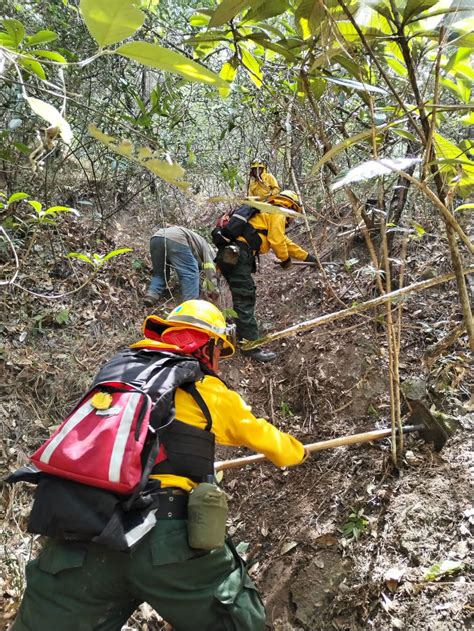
[248,160,280,199]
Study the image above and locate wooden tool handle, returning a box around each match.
[215,428,393,472]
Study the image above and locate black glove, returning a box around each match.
[305,253,317,263]
[279,257,292,269]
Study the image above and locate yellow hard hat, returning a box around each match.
[268,189,302,212]
[143,300,235,357]
[250,159,266,169]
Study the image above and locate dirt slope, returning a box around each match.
[1,208,472,631]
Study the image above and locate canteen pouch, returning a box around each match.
[221,244,240,266]
[187,482,228,550]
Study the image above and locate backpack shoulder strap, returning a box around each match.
[180,381,212,431]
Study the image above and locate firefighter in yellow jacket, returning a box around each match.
[248,160,280,199]
[216,190,317,362]
[13,300,306,631]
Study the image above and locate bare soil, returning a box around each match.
[1,207,472,631]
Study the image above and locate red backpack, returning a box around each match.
[31,383,152,494]
[8,350,213,551]
[31,350,206,495]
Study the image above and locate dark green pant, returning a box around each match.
[12,521,265,631]
[216,245,258,341]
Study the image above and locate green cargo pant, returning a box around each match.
[12,521,266,631]
[216,245,258,341]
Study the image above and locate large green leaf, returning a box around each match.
[355,3,393,34]
[402,0,438,24]
[245,34,297,61]
[219,60,238,98]
[116,41,228,87]
[240,46,263,87]
[295,0,326,39]
[79,0,144,48]
[244,0,288,22]
[19,57,46,80]
[433,132,474,197]
[26,30,58,46]
[0,33,15,48]
[33,50,67,63]
[330,157,421,191]
[209,0,252,28]
[88,124,189,189]
[2,19,25,48]
[244,198,301,218]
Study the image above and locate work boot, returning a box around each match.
[242,347,276,363]
[144,292,160,307]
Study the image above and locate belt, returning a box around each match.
[155,488,188,520]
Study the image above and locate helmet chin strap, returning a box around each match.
[193,339,220,373]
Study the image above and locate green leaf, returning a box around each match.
[139,0,160,8]
[67,252,93,264]
[209,0,252,28]
[19,57,46,80]
[246,35,297,61]
[311,119,405,175]
[444,46,472,75]
[143,159,187,184]
[101,247,133,261]
[26,30,58,46]
[391,128,418,143]
[433,132,474,198]
[240,46,262,87]
[333,54,367,82]
[454,203,474,212]
[88,124,189,189]
[8,192,30,204]
[244,0,287,23]
[411,221,426,237]
[189,13,211,27]
[324,76,388,95]
[424,560,463,582]
[295,0,326,39]
[243,198,301,219]
[308,77,326,100]
[79,0,144,48]
[330,157,421,191]
[116,41,227,87]
[0,33,15,48]
[32,50,67,63]
[410,5,474,27]
[42,206,76,216]
[402,0,438,24]
[55,309,70,325]
[2,18,25,48]
[219,60,237,98]
[13,141,31,155]
[28,200,43,213]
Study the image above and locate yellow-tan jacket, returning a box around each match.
[245,212,308,261]
[129,341,305,490]
[248,172,280,198]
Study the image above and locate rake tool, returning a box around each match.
[215,401,454,472]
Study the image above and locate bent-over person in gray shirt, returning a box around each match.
[145,226,219,306]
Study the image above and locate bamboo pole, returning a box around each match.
[241,268,474,350]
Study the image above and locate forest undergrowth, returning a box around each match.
[1,193,472,631]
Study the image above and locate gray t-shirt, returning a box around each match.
[152,226,217,286]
